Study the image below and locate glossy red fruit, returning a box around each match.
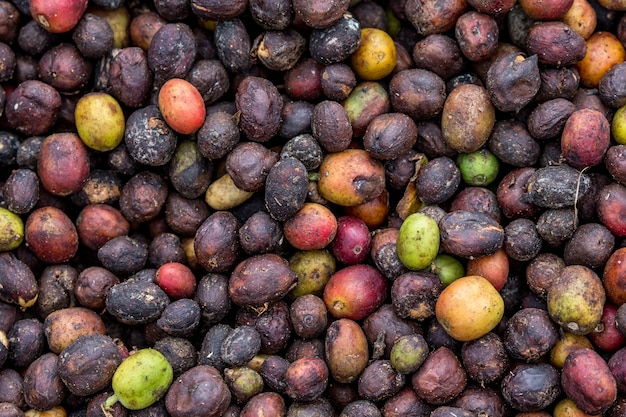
[465,247,509,291]
[25,206,79,264]
[604,248,626,305]
[283,202,338,250]
[519,0,573,20]
[38,133,90,197]
[331,216,372,265]
[597,183,626,237]
[589,303,626,352]
[158,78,206,135]
[323,264,388,320]
[562,348,617,415]
[155,262,197,299]
[560,108,610,169]
[30,0,88,33]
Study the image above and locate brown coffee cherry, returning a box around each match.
[195,112,239,162]
[535,66,580,102]
[252,29,306,72]
[220,325,262,367]
[412,34,465,80]
[165,365,232,417]
[194,211,240,274]
[278,100,314,139]
[412,346,467,405]
[441,83,495,153]
[38,132,90,197]
[25,206,79,264]
[405,0,467,36]
[226,142,279,193]
[504,308,559,362]
[461,332,510,386]
[73,266,119,311]
[526,21,587,66]
[228,254,298,309]
[487,53,541,112]
[0,368,26,408]
[76,203,130,251]
[106,279,169,325]
[503,218,543,262]
[249,0,293,30]
[22,352,66,410]
[0,252,38,310]
[363,112,417,160]
[7,318,45,370]
[284,357,329,402]
[599,61,626,108]
[497,167,541,219]
[309,13,361,65]
[214,19,252,74]
[358,360,405,402]
[240,392,286,417]
[289,295,327,340]
[185,59,230,105]
[264,157,308,222]
[124,105,178,167]
[416,156,461,205]
[522,165,591,209]
[389,69,446,120]
[190,0,247,21]
[57,334,122,397]
[292,0,350,29]
[34,265,76,319]
[109,47,153,108]
[72,13,114,59]
[18,19,59,56]
[502,363,561,412]
[450,187,501,223]
[148,23,196,86]
[391,272,443,321]
[236,301,293,354]
[439,210,504,259]
[563,222,615,268]
[38,43,92,94]
[455,11,499,62]
[235,76,283,143]
[311,100,353,153]
[321,63,357,101]
[119,171,169,223]
[3,168,39,215]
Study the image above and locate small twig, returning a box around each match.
[573,166,589,233]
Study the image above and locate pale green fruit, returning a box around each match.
[547,265,605,335]
[105,348,173,411]
[396,212,440,271]
[431,254,465,287]
[390,333,429,374]
[288,249,336,299]
[0,207,24,251]
[456,149,500,186]
[75,92,125,152]
[611,104,626,145]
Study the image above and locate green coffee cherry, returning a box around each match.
[104,348,173,412]
[431,254,465,287]
[390,334,429,374]
[75,92,125,152]
[396,212,440,271]
[456,149,500,186]
[0,207,24,251]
